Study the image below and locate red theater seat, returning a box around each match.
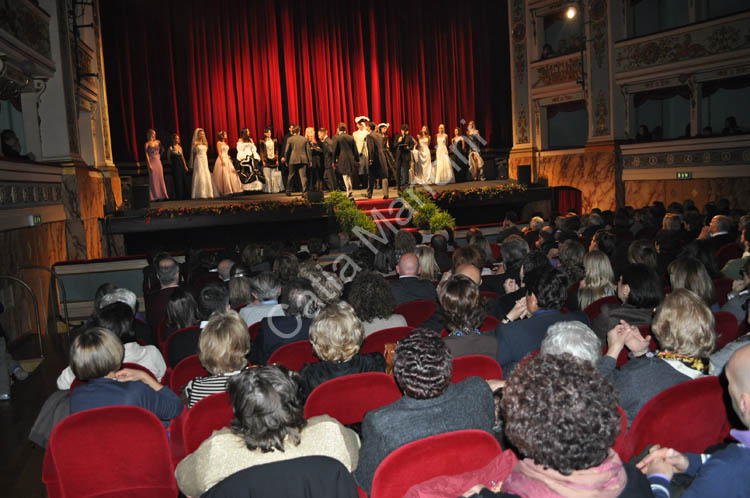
[303,373,401,425]
[394,300,437,328]
[183,392,234,455]
[360,326,414,355]
[267,340,319,371]
[451,355,503,383]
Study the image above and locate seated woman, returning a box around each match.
[57,302,166,390]
[347,272,407,336]
[69,327,182,425]
[668,256,719,311]
[463,353,651,497]
[578,249,616,310]
[354,328,495,494]
[298,301,386,400]
[415,245,440,281]
[163,288,199,341]
[175,366,360,497]
[438,274,497,358]
[601,288,716,424]
[592,263,663,339]
[184,311,251,408]
[228,275,253,310]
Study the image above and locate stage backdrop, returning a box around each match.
[100,0,511,163]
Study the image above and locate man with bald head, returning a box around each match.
[640,344,750,497]
[454,264,482,286]
[389,253,438,305]
[700,214,736,251]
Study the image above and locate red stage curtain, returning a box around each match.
[100,0,511,163]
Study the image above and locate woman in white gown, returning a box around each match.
[259,126,284,193]
[432,124,455,185]
[414,125,433,184]
[236,128,263,192]
[213,131,242,196]
[190,128,217,199]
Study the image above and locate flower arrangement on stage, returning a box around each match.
[432,183,527,206]
[400,189,456,233]
[144,198,312,222]
[324,191,376,235]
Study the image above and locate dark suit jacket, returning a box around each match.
[353,377,496,493]
[252,316,312,365]
[284,135,311,165]
[365,132,388,177]
[495,309,589,374]
[389,276,438,306]
[332,132,358,176]
[321,137,334,169]
[708,232,736,252]
[299,353,386,400]
[145,286,178,335]
[393,133,416,162]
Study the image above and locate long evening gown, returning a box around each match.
[213,143,242,196]
[146,144,169,201]
[414,136,432,184]
[169,147,188,200]
[191,144,217,199]
[432,135,455,185]
[236,140,263,192]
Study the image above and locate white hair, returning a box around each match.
[541,321,601,366]
[99,287,137,313]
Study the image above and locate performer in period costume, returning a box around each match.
[259,126,284,193]
[145,129,168,202]
[284,125,311,196]
[213,131,242,196]
[433,124,455,185]
[394,124,417,188]
[318,128,337,192]
[451,126,469,183]
[365,122,389,199]
[236,128,264,192]
[333,122,358,198]
[168,133,189,200]
[190,128,217,199]
[466,120,486,181]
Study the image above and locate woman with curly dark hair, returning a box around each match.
[175,366,360,497]
[347,271,407,336]
[464,353,650,497]
[438,274,496,358]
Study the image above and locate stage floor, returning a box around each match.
[151,179,516,209]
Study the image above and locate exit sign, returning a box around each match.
[676,171,692,179]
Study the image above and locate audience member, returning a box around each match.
[389,253,438,305]
[721,228,750,279]
[98,287,152,344]
[163,288,199,340]
[299,301,386,399]
[415,245,440,281]
[273,252,300,284]
[438,274,496,358]
[578,250,617,310]
[395,230,417,260]
[430,234,452,273]
[145,255,181,335]
[299,262,344,305]
[238,271,284,327]
[497,211,522,243]
[720,258,750,323]
[541,320,601,366]
[217,257,235,282]
[184,311,250,408]
[175,366,359,497]
[700,215,736,251]
[668,256,719,310]
[228,275,253,309]
[348,272,407,336]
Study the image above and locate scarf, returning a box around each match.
[656,351,709,376]
[502,450,626,498]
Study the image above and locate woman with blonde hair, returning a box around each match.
[190,128,216,199]
[144,129,168,201]
[415,245,440,281]
[578,250,616,310]
[213,130,242,196]
[299,301,386,399]
[668,256,719,310]
[184,310,251,408]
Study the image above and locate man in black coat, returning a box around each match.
[701,214,736,251]
[332,122,358,198]
[393,124,416,188]
[388,253,438,305]
[318,128,337,192]
[365,122,389,199]
[495,265,588,374]
[284,125,311,196]
[279,124,294,190]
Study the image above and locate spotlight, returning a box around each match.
[566,5,577,19]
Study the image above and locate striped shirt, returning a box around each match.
[185,370,243,408]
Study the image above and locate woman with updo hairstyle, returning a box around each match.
[354,328,495,493]
[668,256,718,310]
[601,288,715,425]
[473,353,651,497]
[438,274,496,358]
[347,271,407,336]
[175,365,360,498]
[184,311,251,408]
[299,301,386,399]
[69,327,181,425]
[578,250,616,310]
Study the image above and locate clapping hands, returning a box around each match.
[636,445,689,480]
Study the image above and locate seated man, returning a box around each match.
[354,328,495,493]
[239,271,284,327]
[495,266,588,374]
[639,344,750,497]
[145,255,181,337]
[388,253,437,305]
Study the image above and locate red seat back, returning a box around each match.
[393,300,438,328]
[612,405,629,460]
[157,319,168,346]
[267,340,319,371]
[623,376,732,461]
[248,320,261,340]
[713,277,734,306]
[479,315,500,332]
[170,354,210,394]
[451,355,503,383]
[717,243,742,270]
[714,311,740,349]
[489,242,501,260]
[370,430,504,498]
[161,325,201,360]
[360,326,414,355]
[583,295,620,322]
[70,362,157,392]
[303,373,402,425]
[183,392,234,455]
[44,406,178,497]
[480,290,498,301]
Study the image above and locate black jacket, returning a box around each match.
[252,316,312,365]
[299,353,386,400]
[332,133,358,176]
[389,276,438,306]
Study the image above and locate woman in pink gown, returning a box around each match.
[144,129,168,201]
[212,131,242,196]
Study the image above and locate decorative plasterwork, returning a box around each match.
[517,104,529,145]
[621,136,750,169]
[531,53,582,88]
[0,0,52,60]
[0,182,63,208]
